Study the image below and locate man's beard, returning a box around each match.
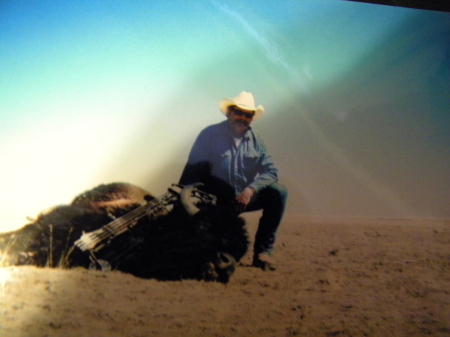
[233,120,249,128]
[227,118,250,136]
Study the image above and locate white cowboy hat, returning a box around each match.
[219,91,265,121]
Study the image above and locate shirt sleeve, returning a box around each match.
[247,137,278,193]
[178,129,211,185]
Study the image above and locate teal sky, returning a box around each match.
[1,0,449,231]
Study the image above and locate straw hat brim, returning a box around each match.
[219,98,265,121]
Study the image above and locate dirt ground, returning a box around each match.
[1,214,449,337]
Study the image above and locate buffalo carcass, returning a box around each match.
[0,183,249,283]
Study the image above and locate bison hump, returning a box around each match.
[71,182,154,207]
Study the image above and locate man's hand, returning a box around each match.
[235,187,254,212]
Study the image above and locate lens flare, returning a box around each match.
[0,267,12,293]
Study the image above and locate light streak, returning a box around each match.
[211,0,309,92]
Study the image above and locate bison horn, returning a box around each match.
[214,252,236,283]
[180,183,202,216]
[215,251,236,270]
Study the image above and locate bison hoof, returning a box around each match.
[89,258,112,272]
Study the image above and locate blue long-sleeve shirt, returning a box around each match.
[179,120,278,196]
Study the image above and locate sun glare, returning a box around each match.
[0,267,12,293]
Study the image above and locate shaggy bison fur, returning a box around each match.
[0,183,249,283]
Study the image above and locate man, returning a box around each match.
[179,91,287,271]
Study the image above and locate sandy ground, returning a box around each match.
[1,214,449,337]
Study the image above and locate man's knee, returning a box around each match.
[252,183,287,212]
[266,183,288,204]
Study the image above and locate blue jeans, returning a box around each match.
[242,183,288,256]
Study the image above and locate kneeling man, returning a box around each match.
[179,91,288,271]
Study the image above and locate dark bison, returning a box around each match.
[0,182,249,283]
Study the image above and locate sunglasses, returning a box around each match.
[230,108,254,119]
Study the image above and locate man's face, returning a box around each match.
[226,106,255,136]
